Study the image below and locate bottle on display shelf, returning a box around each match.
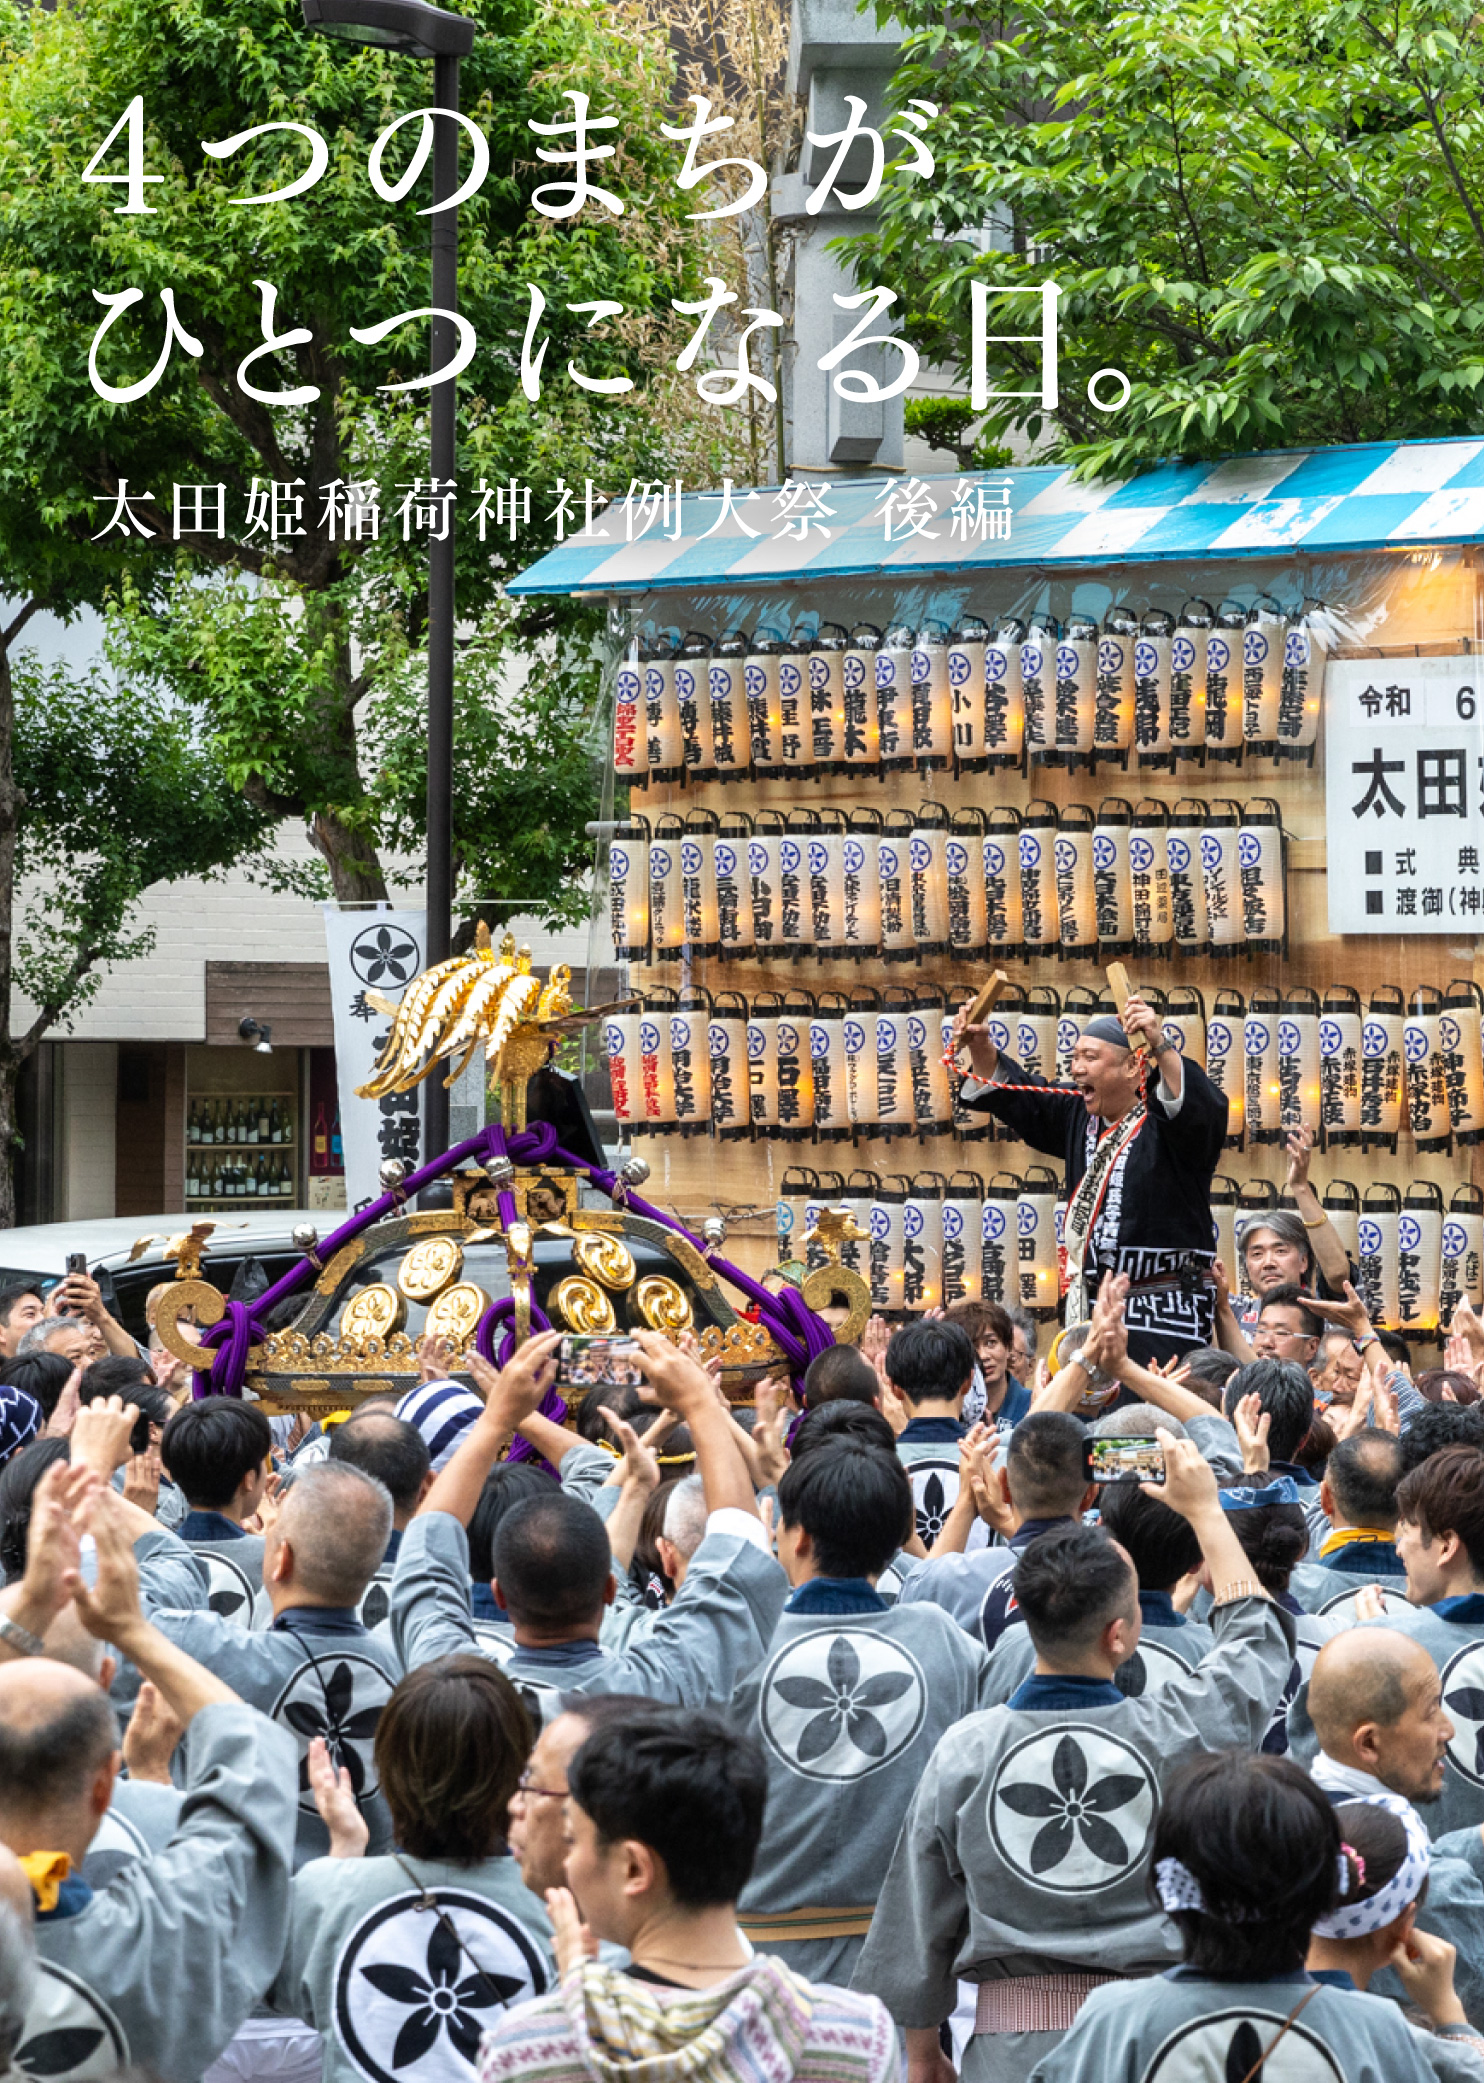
[1095,604,1136,765]
[1053,611,1099,767]
[187,1101,199,1144]
[1170,599,1214,761]
[313,1104,329,1164]
[329,1109,341,1165]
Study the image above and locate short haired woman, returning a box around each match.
[268,1655,553,2083]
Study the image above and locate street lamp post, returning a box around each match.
[303,0,475,1169]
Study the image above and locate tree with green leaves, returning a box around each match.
[856,0,1484,477]
[0,0,736,920]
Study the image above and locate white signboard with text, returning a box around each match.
[1325,654,1484,934]
[324,907,427,1212]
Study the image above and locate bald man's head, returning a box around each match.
[0,1661,117,1817]
[269,1459,392,1606]
[41,1605,112,1688]
[1309,1627,1452,1805]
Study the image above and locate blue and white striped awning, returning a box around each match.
[506,435,1484,597]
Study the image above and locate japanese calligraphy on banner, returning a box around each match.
[324,907,427,1212]
[1325,656,1484,933]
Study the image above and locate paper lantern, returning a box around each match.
[984,807,1024,955]
[1398,1182,1444,1338]
[1207,988,1246,1148]
[947,808,989,959]
[603,1011,644,1137]
[707,629,750,779]
[1210,1175,1240,1279]
[744,630,786,776]
[1167,800,1209,953]
[1096,604,1137,765]
[910,621,955,772]
[909,987,955,1137]
[1055,803,1098,958]
[714,813,753,960]
[1238,800,1286,952]
[748,810,784,954]
[807,809,848,959]
[839,1171,878,1283]
[874,988,917,1140]
[1361,987,1406,1153]
[775,989,816,1139]
[642,633,685,784]
[869,1176,911,1314]
[1200,800,1245,952]
[1017,987,1061,1083]
[614,645,646,787]
[1018,1164,1061,1317]
[648,812,686,962]
[1358,1183,1402,1329]
[670,989,713,1138]
[806,621,847,771]
[985,990,1021,1132]
[1277,602,1327,760]
[1171,600,1213,762]
[1163,986,1207,1072]
[904,1173,946,1313]
[1054,612,1099,767]
[1242,596,1285,754]
[748,992,782,1132]
[1277,988,1322,1138]
[985,615,1026,766]
[638,989,677,1134]
[879,809,917,963]
[1405,985,1451,1152]
[777,637,811,776]
[949,615,991,771]
[944,1172,984,1305]
[811,992,854,1142]
[1019,800,1061,957]
[1319,987,1363,1149]
[1442,1186,1484,1321]
[1130,800,1173,957]
[842,623,881,770]
[1092,798,1134,953]
[1203,603,1248,763]
[981,1172,1020,1304]
[1441,982,1484,1145]
[777,1165,817,1261]
[844,990,878,1133]
[910,802,951,956]
[1244,987,1283,1148]
[1134,608,1175,767]
[680,808,720,960]
[1020,614,1058,763]
[778,813,812,960]
[876,621,916,773]
[1058,986,1099,1080]
[708,992,750,1140]
[843,808,883,959]
[1321,1180,1361,1264]
[675,630,715,781]
[608,812,650,963]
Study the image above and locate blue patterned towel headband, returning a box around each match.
[1155,1852,1354,1923]
[1312,1798,1431,1940]
[1216,1476,1301,1512]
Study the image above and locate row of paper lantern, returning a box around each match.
[613,598,1327,786]
[610,799,1287,966]
[777,1169,1484,1334]
[602,981,1484,1154]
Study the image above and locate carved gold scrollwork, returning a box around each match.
[340,1286,407,1348]
[572,1233,638,1292]
[632,1275,693,1333]
[800,1264,872,1348]
[425,1283,490,1347]
[549,1277,616,1333]
[154,1279,226,1369]
[397,1236,463,1302]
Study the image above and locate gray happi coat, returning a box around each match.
[25,1702,297,2083]
[851,1595,1296,2083]
[982,1593,1215,1708]
[268,1850,554,2083]
[731,1585,992,1986]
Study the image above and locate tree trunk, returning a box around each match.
[306,603,391,904]
[310,806,390,903]
[0,1055,18,1230]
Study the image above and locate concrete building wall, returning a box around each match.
[57,1043,116,1221]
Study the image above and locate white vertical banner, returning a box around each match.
[324,907,428,1213]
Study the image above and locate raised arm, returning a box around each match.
[74,1486,240,1724]
[631,1332,758,1519]
[1284,1125,1353,1293]
[418,1332,563,1526]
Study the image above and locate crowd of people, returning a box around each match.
[4,1005,1484,2081]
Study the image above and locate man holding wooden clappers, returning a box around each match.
[950,973,1229,1375]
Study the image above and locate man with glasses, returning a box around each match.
[507,1692,662,1900]
[1248,1284,1322,1372]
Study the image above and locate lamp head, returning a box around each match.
[301,0,475,56]
[238,1017,274,1056]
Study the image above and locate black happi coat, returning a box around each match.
[964,1054,1229,1364]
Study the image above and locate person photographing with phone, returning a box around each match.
[950,990,1228,1369]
